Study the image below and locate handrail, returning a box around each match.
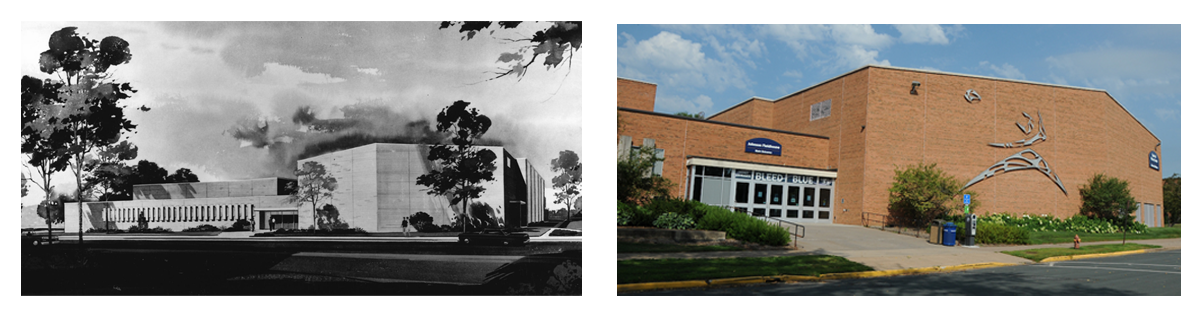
[756,216,805,248]
[861,212,929,239]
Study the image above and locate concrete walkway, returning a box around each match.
[617,224,1181,271]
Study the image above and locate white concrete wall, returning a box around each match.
[63,195,295,232]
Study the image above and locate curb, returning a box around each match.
[1037,247,1174,263]
[616,262,1019,293]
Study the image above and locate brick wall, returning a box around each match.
[617,109,830,198]
[617,78,657,112]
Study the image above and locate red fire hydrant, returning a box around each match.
[1073,234,1081,249]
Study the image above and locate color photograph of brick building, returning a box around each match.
[618,64,1165,226]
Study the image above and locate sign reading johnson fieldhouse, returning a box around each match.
[1150,151,1160,171]
[745,138,782,156]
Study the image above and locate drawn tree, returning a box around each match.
[23,27,147,242]
[550,150,582,215]
[438,21,582,81]
[288,161,338,230]
[417,100,497,232]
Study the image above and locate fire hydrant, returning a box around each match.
[1073,234,1081,249]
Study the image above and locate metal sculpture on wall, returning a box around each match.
[964,110,1068,195]
[964,89,982,102]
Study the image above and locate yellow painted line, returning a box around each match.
[1039,249,1151,263]
[617,262,1020,293]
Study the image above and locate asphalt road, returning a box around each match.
[22,240,582,295]
[625,250,1181,296]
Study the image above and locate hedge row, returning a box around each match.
[618,199,791,246]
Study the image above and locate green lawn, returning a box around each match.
[617,242,745,253]
[1027,227,1181,245]
[1001,243,1161,262]
[617,256,873,284]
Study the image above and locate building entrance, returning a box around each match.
[257,209,300,230]
[688,163,835,223]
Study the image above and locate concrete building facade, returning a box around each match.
[617,65,1165,227]
[65,143,546,232]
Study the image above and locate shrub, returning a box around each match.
[128,226,172,233]
[226,219,253,231]
[642,198,708,222]
[409,212,438,232]
[974,222,1030,245]
[617,145,673,204]
[888,163,977,226]
[652,212,695,230]
[617,202,658,227]
[696,208,791,246]
[182,224,222,232]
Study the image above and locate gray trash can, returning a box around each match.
[942,222,957,246]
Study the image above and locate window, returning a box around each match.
[787,186,800,206]
[691,177,703,201]
[819,189,831,208]
[753,184,767,204]
[787,209,798,218]
[804,187,815,207]
[735,182,749,203]
[770,185,783,205]
[630,146,665,176]
[770,209,782,217]
[752,208,766,217]
[810,99,832,121]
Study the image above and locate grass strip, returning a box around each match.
[1026,227,1180,245]
[617,255,873,284]
[617,242,744,253]
[1001,243,1161,262]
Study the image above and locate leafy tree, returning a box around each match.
[1079,173,1140,243]
[22,76,72,239]
[166,168,199,183]
[438,21,582,81]
[673,111,705,119]
[887,163,978,227]
[84,159,198,201]
[417,100,497,233]
[409,212,436,232]
[616,145,673,205]
[23,27,147,242]
[1163,173,1180,226]
[82,140,138,202]
[550,150,583,215]
[1078,173,1139,221]
[316,204,349,230]
[288,161,338,230]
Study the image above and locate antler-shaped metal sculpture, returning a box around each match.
[963,148,1067,195]
[989,111,1047,148]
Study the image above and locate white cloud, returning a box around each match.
[829,24,893,48]
[979,61,1026,80]
[782,70,804,79]
[834,45,890,69]
[1044,49,1179,96]
[656,94,715,115]
[618,31,751,93]
[894,24,950,44]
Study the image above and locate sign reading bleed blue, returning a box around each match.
[745,138,782,156]
[1149,151,1160,171]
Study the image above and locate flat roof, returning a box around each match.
[617,107,828,140]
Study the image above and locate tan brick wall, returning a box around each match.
[617,110,830,198]
[863,67,1162,220]
[617,78,657,112]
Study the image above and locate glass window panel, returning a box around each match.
[753,184,767,204]
[818,211,830,219]
[787,210,798,218]
[803,210,814,219]
[692,177,703,201]
[819,189,831,208]
[770,185,783,205]
[769,209,782,217]
[734,207,747,214]
[752,208,765,217]
[787,186,800,206]
[804,187,815,207]
[735,182,749,203]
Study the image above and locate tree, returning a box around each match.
[288,161,338,230]
[22,76,72,240]
[24,27,146,243]
[616,145,673,205]
[84,159,198,201]
[438,21,582,81]
[1078,173,1139,221]
[887,163,978,226]
[82,140,138,202]
[674,111,705,119]
[316,204,349,230]
[417,100,497,233]
[166,168,199,183]
[550,150,582,215]
[1163,174,1180,226]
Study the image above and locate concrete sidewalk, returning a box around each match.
[617,224,1181,271]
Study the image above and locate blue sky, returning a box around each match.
[617,24,1181,178]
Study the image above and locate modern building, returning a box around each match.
[617,65,1165,227]
[65,143,545,232]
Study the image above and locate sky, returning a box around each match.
[617,24,1181,178]
[19,22,583,209]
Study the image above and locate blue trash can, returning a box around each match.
[942,222,957,246]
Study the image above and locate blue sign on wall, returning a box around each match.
[745,138,782,156]
[964,194,970,205]
[1150,151,1160,171]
